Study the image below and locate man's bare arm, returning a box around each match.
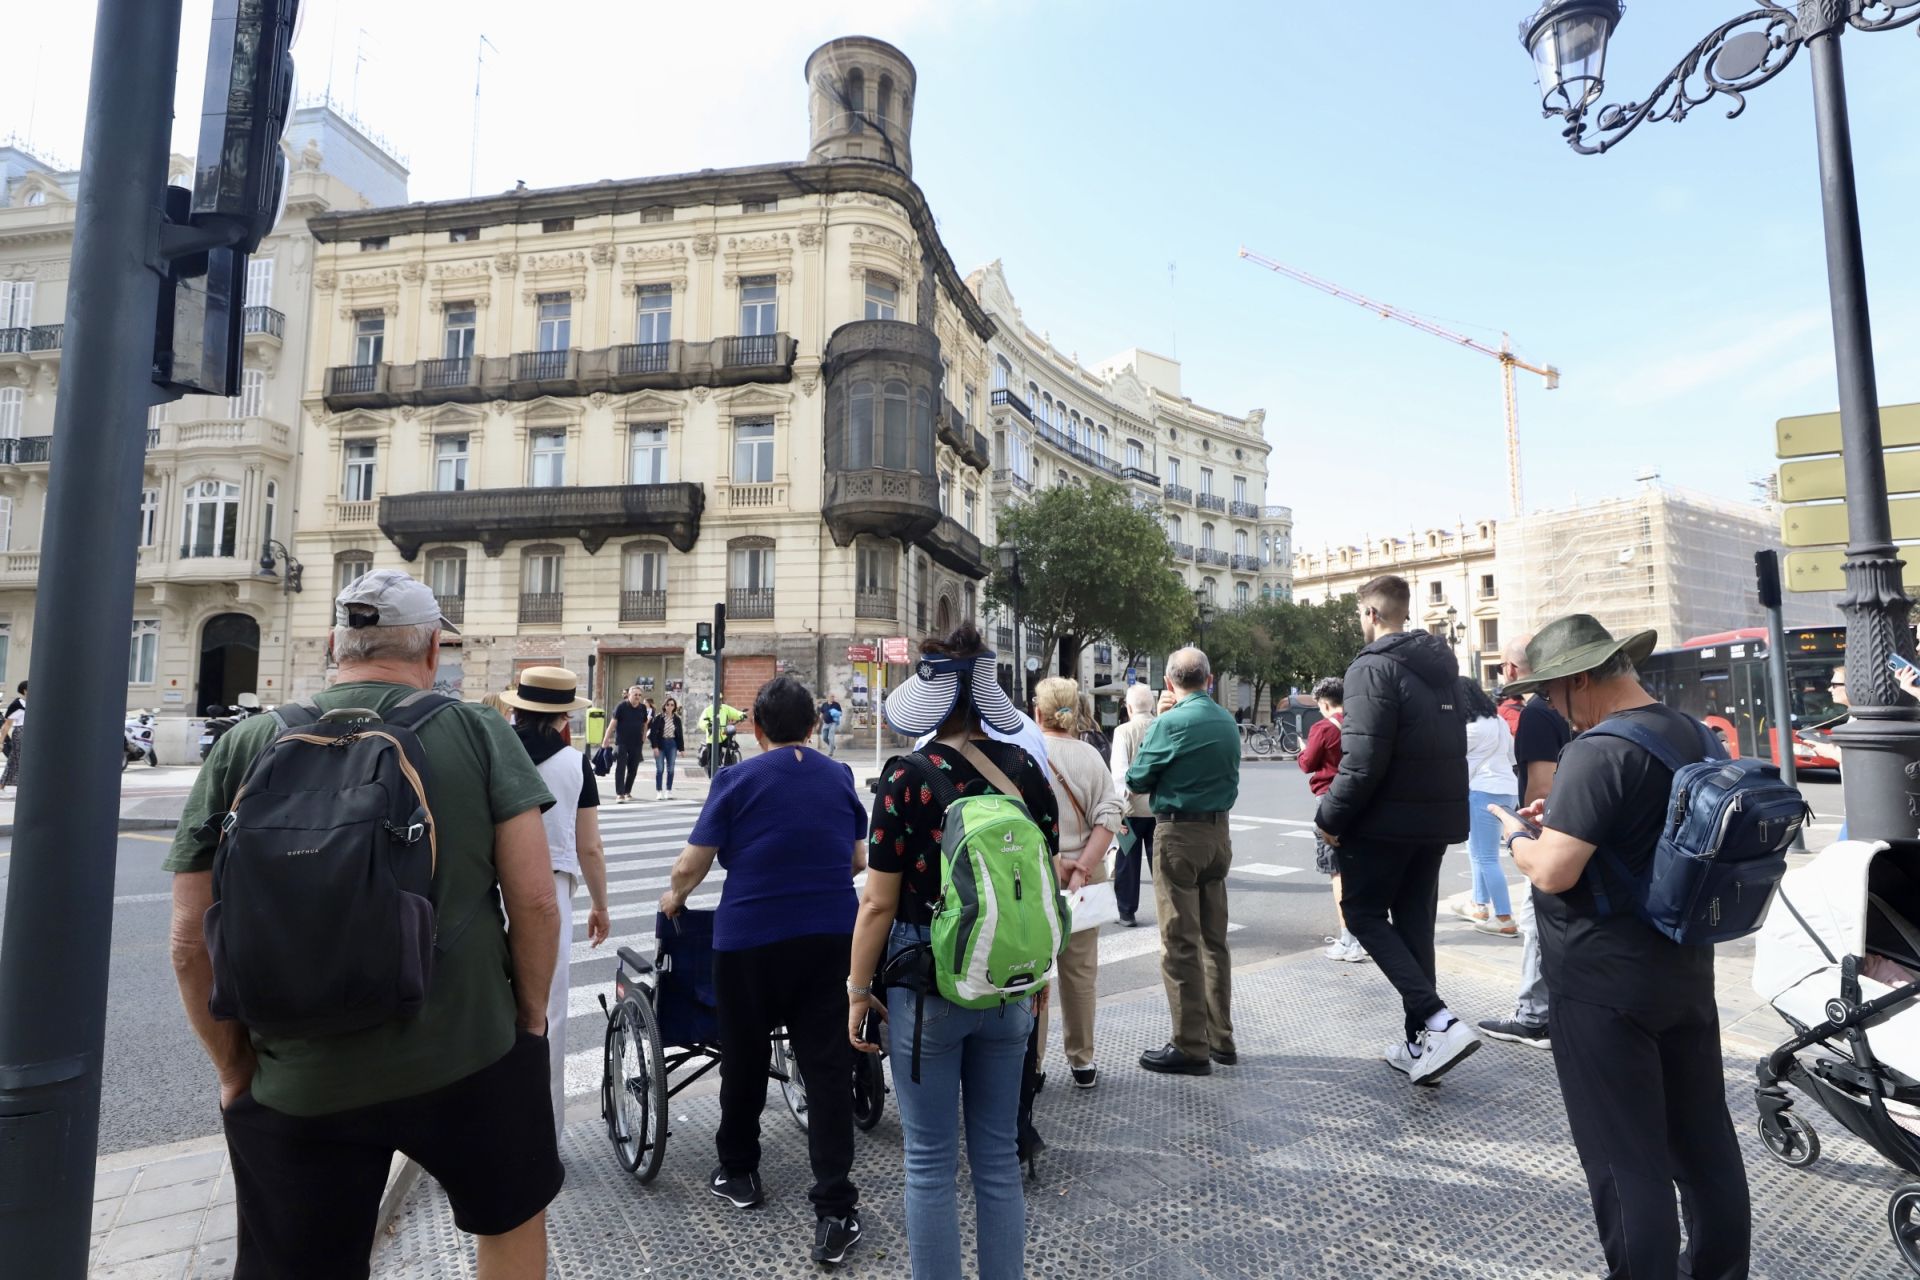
[496,808,559,1033]
[169,870,255,1106]
[1522,760,1557,808]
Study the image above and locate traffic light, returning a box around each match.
[695,622,714,657]
[194,0,301,254]
[712,602,727,655]
[1755,550,1783,610]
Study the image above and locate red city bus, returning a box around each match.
[1635,626,1847,770]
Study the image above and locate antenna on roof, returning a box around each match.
[470,34,498,197]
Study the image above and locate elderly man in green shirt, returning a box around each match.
[1125,646,1242,1076]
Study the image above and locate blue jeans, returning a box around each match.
[653,743,677,790]
[885,921,1032,1280]
[821,721,837,753]
[1467,790,1517,917]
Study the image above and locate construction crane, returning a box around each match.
[1238,246,1559,517]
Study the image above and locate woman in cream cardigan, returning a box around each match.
[1033,677,1126,1089]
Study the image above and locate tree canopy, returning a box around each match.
[1206,595,1366,713]
[985,481,1192,678]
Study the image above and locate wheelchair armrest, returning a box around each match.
[617,945,654,976]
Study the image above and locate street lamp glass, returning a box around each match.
[1522,1,1620,117]
[997,543,1020,581]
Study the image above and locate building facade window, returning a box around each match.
[635,285,671,345]
[1126,439,1143,469]
[262,480,277,548]
[353,312,385,366]
[128,619,160,685]
[530,430,566,487]
[0,387,22,439]
[963,384,976,426]
[426,549,468,604]
[0,495,11,551]
[434,435,470,492]
[1233,475,1247,505]
[729,538,776,617]
[964,489,976,533]
[1199,467,1214,497]
[1480,573,1497,598]
[536,293,571,351]
[882,381,911,469]
[1167,456,1181,486]
[181,479,240,557]
[629,424,668,484]
[444,305,477,360]
[733,420,775,483]
[739,276,777,336]
[1429,580,1445,604]
[232,368,265,418]
[1480,618,1499,650]
[1236,582,1251,606]
[521,547,565,623]
[1200,523,1216,552]
[623,542,666,593]
[245,258,273,308]
[342,440,377,501]
[1168,515,1183,542]
[863,274,898,321]
[139,488,159,547]
[334,552,373,593]
[1234,529,1249,557]
[993,358,1011,392]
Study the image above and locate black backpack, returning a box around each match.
[202,691,461,1038]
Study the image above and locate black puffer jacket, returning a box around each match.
[1314,630,1468,845]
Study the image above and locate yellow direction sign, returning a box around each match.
[1783,549,1920,594]
[1777,402,1920,589]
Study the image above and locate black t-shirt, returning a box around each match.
[611,701,649,746]
[1513,696,1570,799]
[1535,702,1716,1013]
[867,739,1060,926]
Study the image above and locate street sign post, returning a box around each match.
[882,636,911,665]
[1777,401,1920,591]
[846,643,875,663]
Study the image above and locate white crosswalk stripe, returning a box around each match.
[1235,863,1302,877]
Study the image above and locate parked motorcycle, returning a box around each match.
[199,698,267,761]
[123,711,156,771]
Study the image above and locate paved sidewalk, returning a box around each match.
[370,938,1901,1278]
[88,1136,236,1279]
[0,763,200,835]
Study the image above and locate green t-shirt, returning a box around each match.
[164,681,554,1116]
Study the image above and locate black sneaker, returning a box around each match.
[1477,1018,1550,1050]
[812,1213,862,1264]
[1071,1065,1098,1089]
[708,1165,765,1209]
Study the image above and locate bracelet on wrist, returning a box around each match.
[846,981,872,997]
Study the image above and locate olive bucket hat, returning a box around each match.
[1504,613,1658,696]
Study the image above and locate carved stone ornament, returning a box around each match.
[493,253,519,274]
[398,405,417,420]
[799,373,819,396]
[691,387,710,403]
[622,242,687,263]
[492,400,510,414]
[797,223,823,247]
[525,251,586,272]
[314,270,337,291]
[589,391,609,409]
[432,259,492,280]
[400,262,426,282]
[693,234,718,257]
[590,243,615,264]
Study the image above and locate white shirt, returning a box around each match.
[532,747,583,878]
[1465,714,1517,796]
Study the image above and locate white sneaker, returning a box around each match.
[1384,1039,1418,1077]
[666,789,676,800]
[1338,939,1371,964]
[1323,939,1350,962]
[654,791,663,801]
[1408,1019,1481,1086]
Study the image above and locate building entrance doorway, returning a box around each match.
[196,613,260,715]
[605,652,686,704]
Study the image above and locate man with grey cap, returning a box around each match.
[165,569,566,1278]
[1493,614,1749,1280]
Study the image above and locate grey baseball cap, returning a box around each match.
[334,568,461,634]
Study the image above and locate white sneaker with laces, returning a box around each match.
[1338,939,1371,964]
[1384,1039,1419,1077]
[1323,939,1349,962]
[1409,1019,1481,1085]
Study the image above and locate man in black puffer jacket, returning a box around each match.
[1315,574,1478,1086]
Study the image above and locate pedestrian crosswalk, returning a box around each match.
[553,801,1275,1101]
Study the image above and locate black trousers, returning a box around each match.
[1551,995,1751,1280]
[1114,816,1156,918]
[1335,838,1445,1040]
[712,932,858,1219]
[613,744,643,796]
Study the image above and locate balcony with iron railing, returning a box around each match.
[1196,547,1230,567]
[856,588,898,620]
[728,588,775,619]
[1122,465,1161,487]
[619,589,667,623]
[323,333,798,412]
[243,306,285,342]
[0,437,52,465]
[519,592,564,625]
[920,515,989,580]
[1230,553,1261,572]
[1163,483,1192,505]
[822,468,940,548]
[1195,492,1227,514]
[379,482,705,559]
[1032,420,1122,478]
[439,596,466,626]
[1228,500,1261,520]
[0,326,61,357]
[989,388,1033,423]
[996,626,1014,650]
[1169,540,1194,561]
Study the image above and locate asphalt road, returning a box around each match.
[0,769,1849,1158]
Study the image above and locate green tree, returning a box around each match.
[1208,604,1281,714]
[986,481,1191,681]
[1270,594,1365,694]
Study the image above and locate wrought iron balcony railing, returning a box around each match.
[243,306,285,339]
[1163,483,1192,505]
[856,588,897,619]
[727,588,775,619]
[519,592,564,624]
[1195,493,1227,513]
[620,589,667,622]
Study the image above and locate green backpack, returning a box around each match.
[910,744,1071,1009]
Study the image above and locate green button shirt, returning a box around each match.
[1124,691,1241,814]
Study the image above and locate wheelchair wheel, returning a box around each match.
[1890,1183,1920,1274]
[604,992,669,1182]
[773,1028,811,1133]
[1759,1109,1820,1169]
[852,1050,886,1132]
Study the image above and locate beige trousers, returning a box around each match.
[1036,852,1107,1069]
[1154,816,1235,1061]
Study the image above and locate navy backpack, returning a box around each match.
[1582,715,1809,946]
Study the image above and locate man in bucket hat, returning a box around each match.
[1493,614,1750,1280]
[166,569,564,1279]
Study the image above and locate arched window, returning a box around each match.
[1201,523,1216,552]
[1096,426,1108,458]
[913,386,934,472]
[1234,529,1249,556]
[1201,577,1217,602]
[845,68,865,132]
[181,479,241,558]
[881,379,910,469]
[1235,582,1251,606]
[877,75,893,127]
[993,357,1011,391]
[1125,438,1143,469]
[1167,515,1183,542]
[847,379,875,469]
[621,541,668,621]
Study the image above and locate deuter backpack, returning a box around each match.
[1581,715,1810,946]
[202,691,461,1038]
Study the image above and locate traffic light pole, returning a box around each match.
[0,0,185,1271]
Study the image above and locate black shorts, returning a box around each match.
[222,1029,563,1279]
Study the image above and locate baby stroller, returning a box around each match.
[1752,840,1920,1272]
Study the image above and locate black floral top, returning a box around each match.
[868,739,1061,925]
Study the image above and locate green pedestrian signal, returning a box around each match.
[695,622,714,657]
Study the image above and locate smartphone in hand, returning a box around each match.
[1889,653,1920,680]
[1490,803,1542,838]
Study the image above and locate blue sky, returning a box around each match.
[10,1,1917,547]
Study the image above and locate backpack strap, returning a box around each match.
[1573,713,1720,918]
[382,689,459,731]
[901,751,962,811]
[268,699,322,733]
[956,740,1024,804]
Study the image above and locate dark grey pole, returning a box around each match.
[0,0,184,1272]
[1759,591,1800,792]
[1801,27,1920,841]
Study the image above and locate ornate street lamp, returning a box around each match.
[1518,0,1920,839]
[258,538,303,594]
[1445,603,1461,647]
[1194,587,1215,645]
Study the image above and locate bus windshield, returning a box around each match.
[1786,659,1846,728]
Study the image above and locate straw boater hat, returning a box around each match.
[1503,614,1659,696]
[882,649,1024,738]
[499,666,595,714]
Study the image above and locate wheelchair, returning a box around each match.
[599,909,888,1183]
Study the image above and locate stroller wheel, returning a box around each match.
[1890,1184,1920,1273]
[1759,1110,1821,1169]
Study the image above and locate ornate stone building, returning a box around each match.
[0,107,404,714]
[286,39,995,714]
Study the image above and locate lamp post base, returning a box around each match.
[1832,707,1920,842]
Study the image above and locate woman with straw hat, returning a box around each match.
[501,666,611,1138]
